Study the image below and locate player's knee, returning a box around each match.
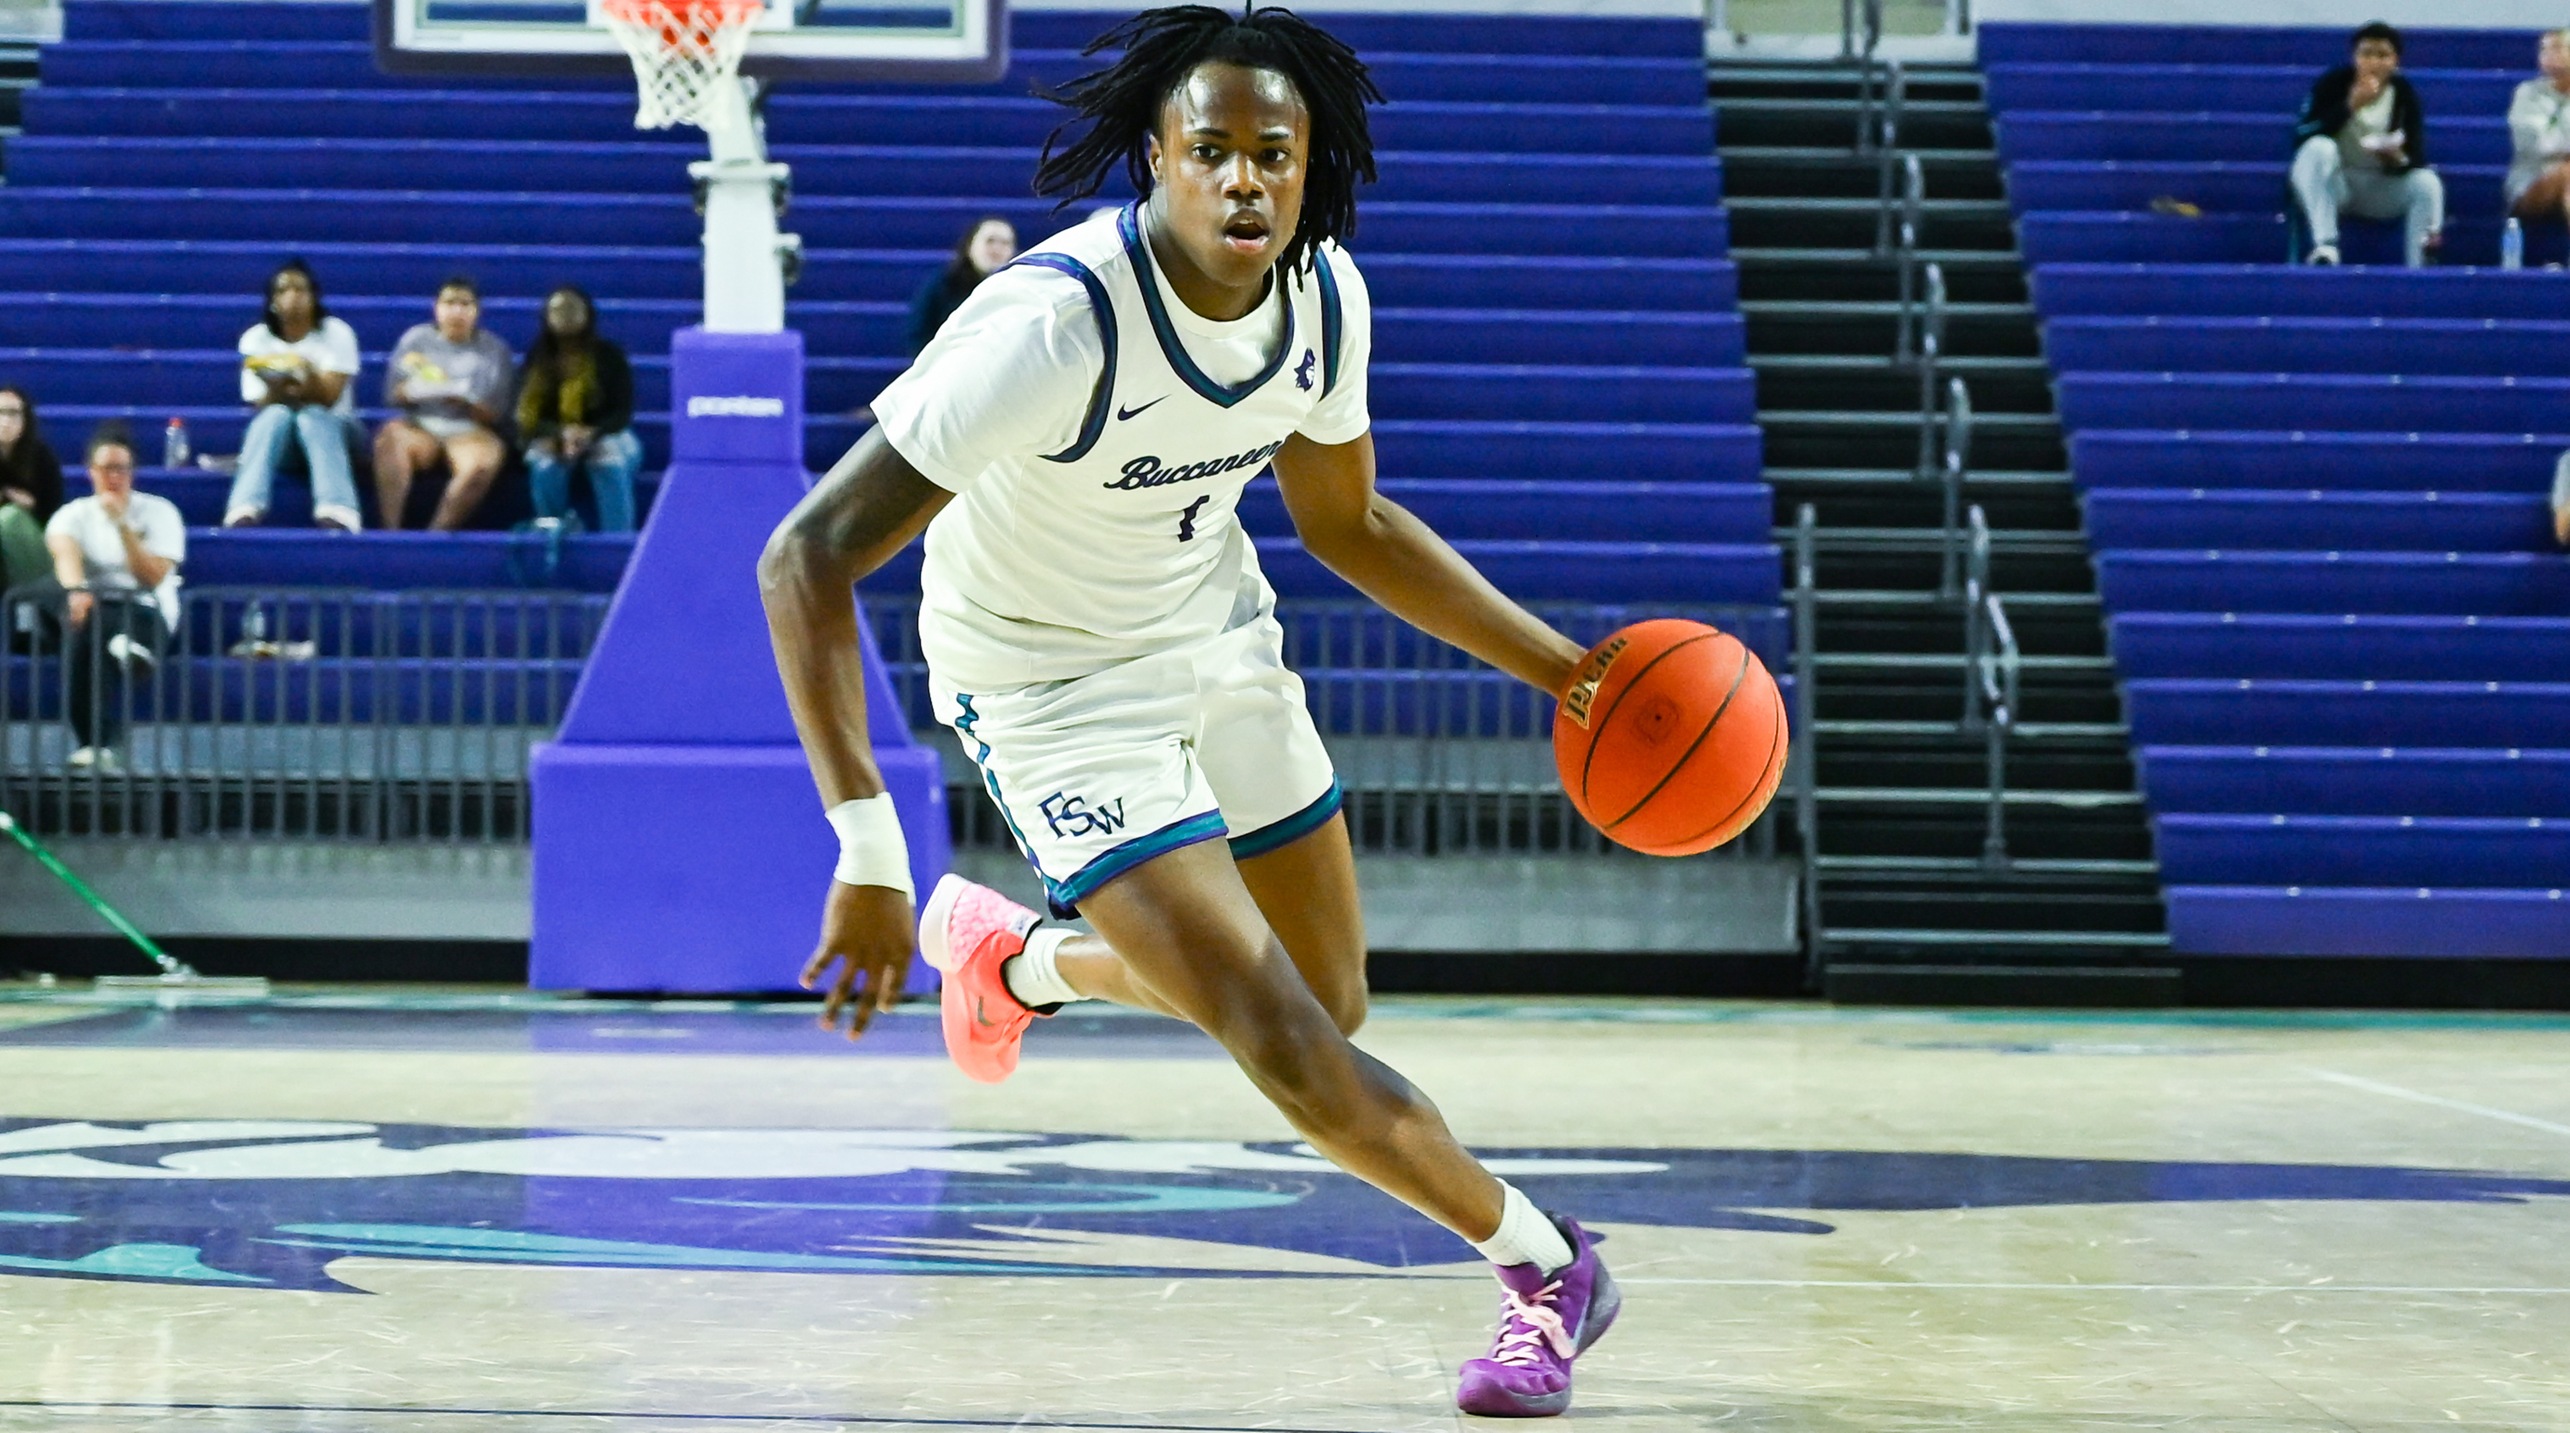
[1316,978,1367,1037]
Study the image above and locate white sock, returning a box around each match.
[1000,926,1086,1010]
[1469,1183,1574,1275]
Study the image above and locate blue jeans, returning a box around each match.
[227,403,364,529]
[526,428,644,533]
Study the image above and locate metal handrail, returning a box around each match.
[1958,506,2018,871]
[1792,503,1823,977]
[1937,376,1973,601]
[1893,191,1931,365]
[1907,263,1947,503]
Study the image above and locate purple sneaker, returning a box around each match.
[1455,1215,1620,1418]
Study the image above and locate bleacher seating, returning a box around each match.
[3,2,1765,752]
[1997,24,2570,959]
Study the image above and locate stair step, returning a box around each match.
[1803,526,2085,550]
[1741,299,2033,319]
[1719,145,1997,165]
[1817,855,2160,876]
[1751,354,2051,376]
[1768,466,2067,488]
[1811,652,2113,671]
[1815,719,2129,739]
[1815,787,2144,807]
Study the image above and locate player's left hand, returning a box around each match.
[800,879,917,1039]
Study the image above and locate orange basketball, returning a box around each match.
[1553,619,1789,857]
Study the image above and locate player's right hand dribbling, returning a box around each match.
[801,880,917,1040]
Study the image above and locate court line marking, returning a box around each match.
[1624,1294,2570,1304]
[2305,1068,2570,1140]
[0,1404,1360,1432]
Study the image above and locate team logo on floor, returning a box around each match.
[2,1120,2565,1291]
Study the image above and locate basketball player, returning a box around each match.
[759,7,1615,1415]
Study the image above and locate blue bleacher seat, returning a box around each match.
[2140,745,2570,817]
[0,187,1730,258]
[2008,161,2508,223]
[1984,63,2525,118]
[2112,613,2570,682]
[2070,430,2565,493]
[1979,24,2539,72]
[2084,488,2551,552]
[2097,550,2570,616]
[0,240,1739,314]
[2048,316,2570,378]
[2166,885,2570,958]
[2157,811,2570,887]
[2059,372,2570,435]
[2127,677,2570,747]
[0,136,1726,210]
[2034,265,2570,322]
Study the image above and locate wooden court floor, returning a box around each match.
[1,989,2567,1430]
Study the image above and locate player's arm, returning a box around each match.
[757,428,952,1035]
[1274,431,1584,695]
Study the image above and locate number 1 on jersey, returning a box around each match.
[1176,495,1211,543]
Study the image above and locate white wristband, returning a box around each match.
[824,794,914,897]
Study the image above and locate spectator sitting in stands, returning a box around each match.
[44,423,184,771]
[906,216,1017,354]
[375,277,516,532]
[224,260,367,531]
[0,385,65,593]
[519,285,642,534]
[2507,29,2570,231]
[2291,21,2444,267]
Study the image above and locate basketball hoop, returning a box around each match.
[599,0,765,132]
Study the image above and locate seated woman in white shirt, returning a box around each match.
[2508,30,2570,228]
[45,424,186,769]
[223,260,367,532]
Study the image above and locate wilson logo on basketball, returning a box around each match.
[1559,635,1628,730]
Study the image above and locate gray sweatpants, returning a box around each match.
[2292,135,2445,266]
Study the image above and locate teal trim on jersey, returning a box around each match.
[1312,247,1344,398]
[1054,810,1231,908]
[1117,203,1297,410]
[1007,253,1118,464]
[1228,779,1344,861]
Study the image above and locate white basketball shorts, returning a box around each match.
[932,615,1342,916]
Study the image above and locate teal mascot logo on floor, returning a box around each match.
[3,1120,2568,1291]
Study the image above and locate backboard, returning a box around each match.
[371,0,1008,85]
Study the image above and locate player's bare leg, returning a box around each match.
[1038,815,1367,1034]
[1076,838,1503,1240]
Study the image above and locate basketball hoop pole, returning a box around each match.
[690,78,797,333]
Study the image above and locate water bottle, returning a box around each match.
[242,602,267,644]
[2502,216,2525,271]
[162,416,191,470]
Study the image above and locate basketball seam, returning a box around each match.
[1601,640,1750,833]
[1661,682,1788,850]
[1575,631,1720,810]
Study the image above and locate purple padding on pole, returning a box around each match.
[2168,886,2570,959]
[529,743,950,993]
[533,327,949,993]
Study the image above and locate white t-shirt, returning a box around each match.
[2341,85,2403,173]
[239,316,363,416]
[46,491,186,625]
[872,205,1373,691]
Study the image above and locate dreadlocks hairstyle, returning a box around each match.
[1033,5,1383,276]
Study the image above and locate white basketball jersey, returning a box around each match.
[890,204,1362,692]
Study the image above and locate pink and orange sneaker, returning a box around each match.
[1456,1216,1620,1417]
[917,874,1045,1084]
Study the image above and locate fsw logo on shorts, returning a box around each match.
[1039,792,1128,839]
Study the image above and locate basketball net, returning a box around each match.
[598,0,764,132]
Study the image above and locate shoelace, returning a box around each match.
[1485,1280,1574,1367]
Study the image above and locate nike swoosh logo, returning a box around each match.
[1116,396,1168,421]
